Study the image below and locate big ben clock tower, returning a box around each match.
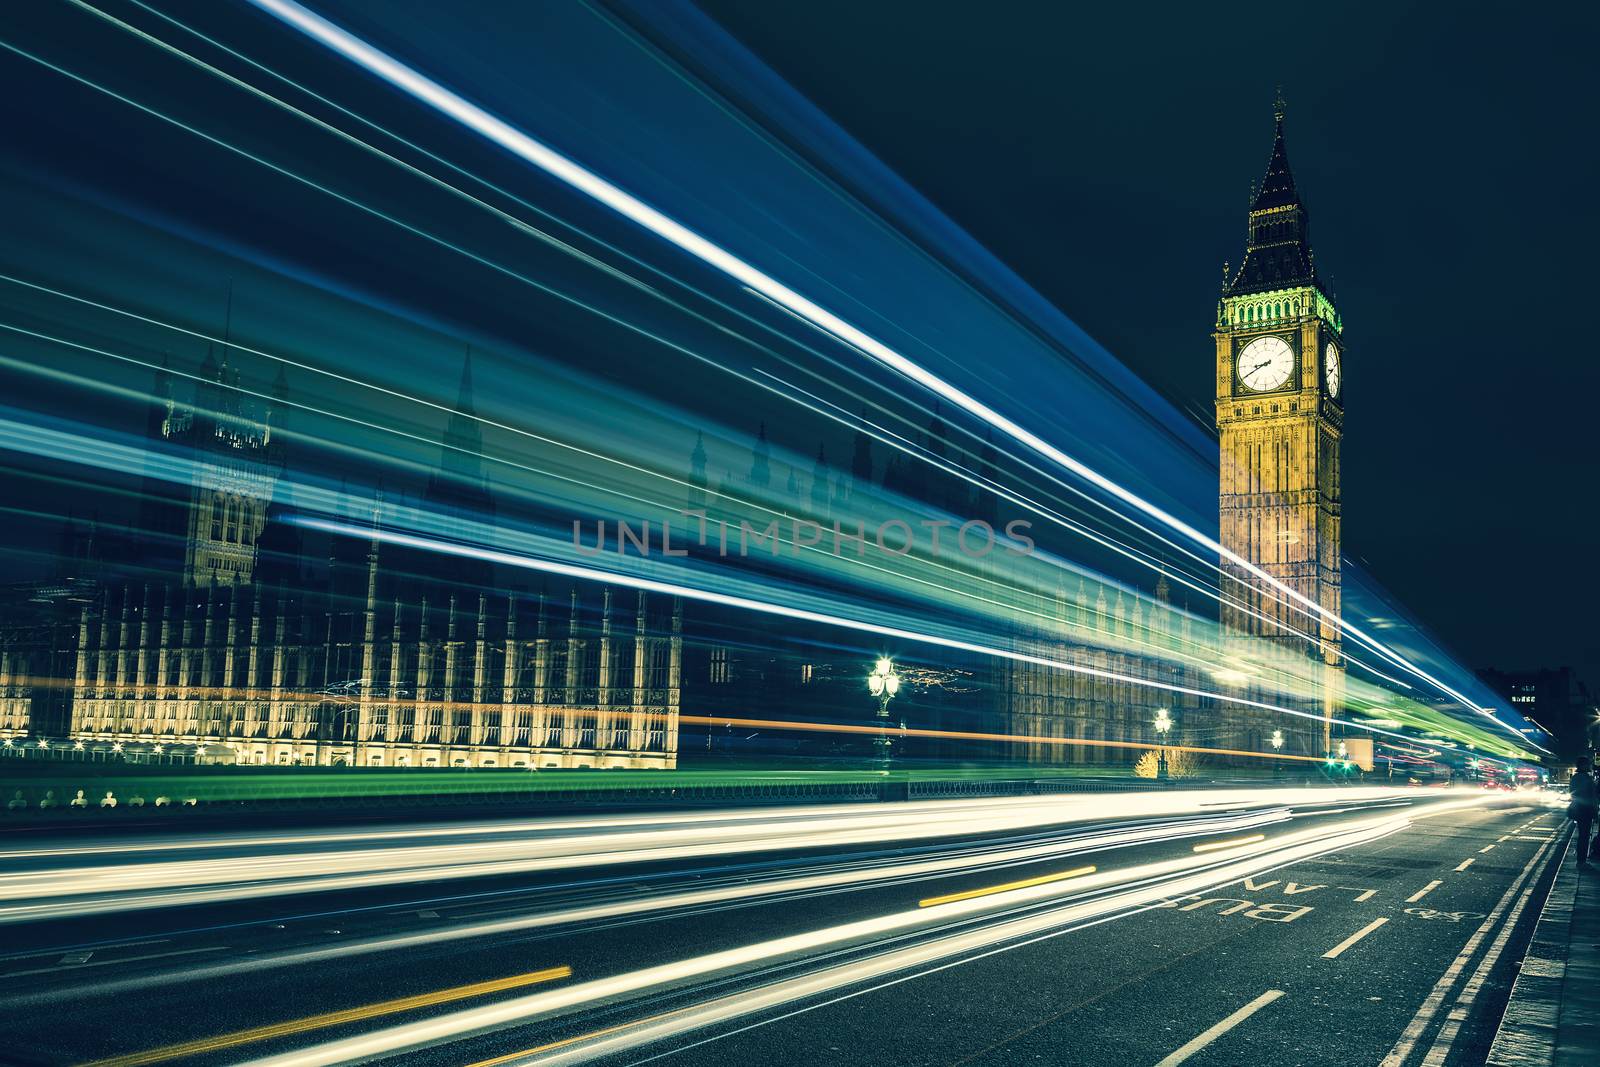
[1215,92,1343,749]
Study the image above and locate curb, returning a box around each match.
[1485,828,1574,1067]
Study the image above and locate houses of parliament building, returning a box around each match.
[0,99,1341,772]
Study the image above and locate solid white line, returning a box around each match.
[1418,835,1561,1065]
[1406,880,1443,903]
[1380,839,1554,1067]
[1454,858,1474,872]
[1155,989,1285,1066]
[1322,917,1389,959]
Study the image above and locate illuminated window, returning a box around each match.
[709,647,731,684]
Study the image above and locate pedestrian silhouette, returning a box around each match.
[1571,757,1598,864]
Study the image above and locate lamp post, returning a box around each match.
[867,657,901,771]
[1154,707,1172,780]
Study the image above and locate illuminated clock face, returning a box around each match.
[1325,342,1341,398]
[1236,336,1295,392]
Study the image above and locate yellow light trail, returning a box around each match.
[919,865,1097,908]
[1192,834,1267,853]
[78,966,571,1067]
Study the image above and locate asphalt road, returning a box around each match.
[0,789,1565,1067]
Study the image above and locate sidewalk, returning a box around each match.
[1486,828,1599,1066]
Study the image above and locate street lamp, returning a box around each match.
[1154,707,1172,780]
[867,657,902,771]
[1270,729,1284,776]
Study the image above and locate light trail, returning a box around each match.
[249,0,1529,741]
[0,17,1490,716]
[293,516,1504,752]
[3,335,1510,758]
[0,393,1521,756]
[1191,833,1267,853]
[0,790,1435,924]
[0,807,1287,1006]
[0,7,1536,765]
[78,966,571,1067]
[918,865,1097,908]
[230,802,1472,1067]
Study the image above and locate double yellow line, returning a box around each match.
[80,965,571,1066]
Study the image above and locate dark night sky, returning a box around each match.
[695,0,1600,683]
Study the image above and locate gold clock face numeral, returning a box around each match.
[1324,341,1341,398]
[1236,336,1294,392]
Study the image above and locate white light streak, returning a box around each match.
[248,0,1528,739]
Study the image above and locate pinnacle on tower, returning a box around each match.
[454,348,476,416]
[749,422,771,489]
[1224,90,1319,297]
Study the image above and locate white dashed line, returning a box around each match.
[1454,858,1474,872]
[1156,989,1286,1066]
[1323,918,1389,959]
[1406,880,1443,903]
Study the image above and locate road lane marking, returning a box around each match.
[1380,837,1556,1067]
[1193,834,1266,854]
[1322,917,1388,959]
[1497,835,1509,842]
[1154,989,1285,1066]
[1477,844,1496,853]
[1453,858,1474,871]
[57,951,93,965]
[919,865,1096,908]
[79,965,572,1066]
[1406,880,1443,903]
[0,946,228,980]
[0,939,167,964]
[1418,834,1562,1066]
[1332,886,1378,901]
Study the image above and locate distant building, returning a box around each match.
[1477,666,1593,763]
[2,349,680,770]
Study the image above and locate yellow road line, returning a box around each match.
[919,865,1096,908]
[79,965,571,1067]
[1192,834,1266,854]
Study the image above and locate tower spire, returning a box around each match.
[454,348,476,415]
[1224,89,1319,298]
